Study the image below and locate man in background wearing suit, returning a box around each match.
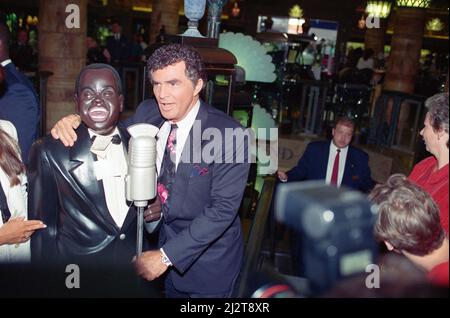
[276,116,374,277]
[28,64,160,266]
[0,22,39,164]
[105,21,130,67]
[277,116,374,192]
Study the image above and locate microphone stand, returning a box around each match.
[126,123,159,259]
[135,201,147,257]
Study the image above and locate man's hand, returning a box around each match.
[50,114,82,147]
[134,250,168,281]
[277,171,288,182]
[0,217,47,245]
[144,196,162,222]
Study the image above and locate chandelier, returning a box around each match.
[366,1,392,18]
[395,0,431,8]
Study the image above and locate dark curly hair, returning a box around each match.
[147,44,205,88]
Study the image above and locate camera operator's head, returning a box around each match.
[369,174,448,280]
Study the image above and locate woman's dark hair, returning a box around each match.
[0,129,25,186]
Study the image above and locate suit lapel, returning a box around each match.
[167,102,208,219]
[320,142,331,179]
[342,147,353,186]
[67,124,118,233]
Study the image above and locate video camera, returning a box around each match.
[275,181,378,295]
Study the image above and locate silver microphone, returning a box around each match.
[125,123,159,256]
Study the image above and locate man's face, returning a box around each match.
[151,61,203,123]
[76,68,123,135]
[332,123,354,149]
[112,23,121,34]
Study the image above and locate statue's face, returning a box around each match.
[76,68,123,135]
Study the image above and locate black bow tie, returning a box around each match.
[91,134,122,145]
[111,134,121,144]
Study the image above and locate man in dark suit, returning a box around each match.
[50,45,250,298]
[277,117,374,192]
[10,30,35,72]
[132,44,250,298]
[0,23,39,164]
[105,22,130,66]
[275,117,374,278]
[28,64,160,266]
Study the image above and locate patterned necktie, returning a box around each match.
[157,124,178,213]
[330,149,341,185]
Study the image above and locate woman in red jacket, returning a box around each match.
[409,93,449,235]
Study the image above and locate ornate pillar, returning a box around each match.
[39,0,87,131]
[364,0,392,58]
[383,1,428,148]
[364,19,388,58]
[384,6,427,93]
[150,0,181,44]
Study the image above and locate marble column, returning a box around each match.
[384,7,426,93]
[383,7,426,148]
[39,0,87,131]
[150,0,181,44]
[364,18,387,59]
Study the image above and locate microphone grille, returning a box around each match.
[129,136,157,167]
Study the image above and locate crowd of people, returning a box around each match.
[275,90,449,290]
[0,18,448,297]
[85,22,149,67]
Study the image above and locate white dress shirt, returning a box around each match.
[325,142,349,187]
[0,120,29,263]
[156,100,200,174]
[88,128,129,228]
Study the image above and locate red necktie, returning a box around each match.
[330,149,340,185]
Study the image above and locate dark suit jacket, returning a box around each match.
[106,35,130,64]
[124,99,250,295]
[0,62,39,164]
[286,140,374,192]
[28,124,149,265]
